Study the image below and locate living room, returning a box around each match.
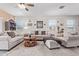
[0,3,79,56]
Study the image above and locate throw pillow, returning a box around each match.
[7,32,15,38]
[70,32,78,35]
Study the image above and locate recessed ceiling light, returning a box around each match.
[59,6,65,9]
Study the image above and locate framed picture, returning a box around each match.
[37,21,43,28]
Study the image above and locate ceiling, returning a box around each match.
[0,3,79,16]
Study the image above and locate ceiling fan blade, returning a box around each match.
[26,4,34,7]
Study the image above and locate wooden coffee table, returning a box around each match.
[24,37,37,47]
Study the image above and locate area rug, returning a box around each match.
[2,42,79,56]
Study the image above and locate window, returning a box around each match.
[66,20,75,31]
[24,22,28,29]
[48,20,57,29]
[16,19,27,30]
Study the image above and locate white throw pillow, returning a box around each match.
[4,32,12,38]
[3,32,9,36]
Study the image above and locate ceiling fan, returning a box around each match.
[18,3,34,11]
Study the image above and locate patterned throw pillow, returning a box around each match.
[7,32,15,38]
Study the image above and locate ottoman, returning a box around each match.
[45,40,61,50]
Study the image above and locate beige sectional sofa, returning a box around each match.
[61,35,79,47]
[54,31,79,48]
[0,32,23,50]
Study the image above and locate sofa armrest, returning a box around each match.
[61,40,67,45]
[0,36,11,41]
[0,40,9,50]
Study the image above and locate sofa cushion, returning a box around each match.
[7,32,15,38]
[9,36,23,42]
[3,32,9,36]
[0,36,11,41]
[70,32,78,35]
[0,32,4,36]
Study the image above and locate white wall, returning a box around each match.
[15,15,79,34]
[0,17,4,33]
